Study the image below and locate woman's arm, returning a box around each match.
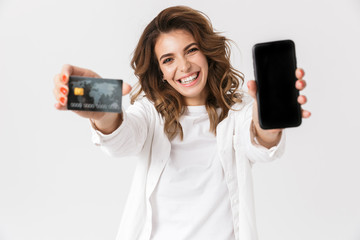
[91,113,123,135]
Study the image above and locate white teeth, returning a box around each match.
[179,73,198,84]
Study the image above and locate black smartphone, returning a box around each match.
[252,39,301,129]
[67,76,123,113]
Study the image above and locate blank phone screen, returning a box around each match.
[253,40,301,129]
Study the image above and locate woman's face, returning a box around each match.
[154,29,209,106]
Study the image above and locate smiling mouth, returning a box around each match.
[177,72,199,85]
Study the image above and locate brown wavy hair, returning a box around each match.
[130,6,244,140]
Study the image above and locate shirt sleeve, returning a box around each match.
[239,96,286,164]
[90,98,151,158]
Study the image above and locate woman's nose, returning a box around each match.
[179,58,191,72]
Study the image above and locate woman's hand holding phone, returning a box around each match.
[247,68,311,148]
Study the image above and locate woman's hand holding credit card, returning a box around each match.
[53,64,132,134]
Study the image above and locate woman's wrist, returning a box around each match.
[251,120,282,149]
[91,113,123,135]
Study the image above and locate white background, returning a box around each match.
[0,0,359,239]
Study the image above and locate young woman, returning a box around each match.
[53,6,310,240]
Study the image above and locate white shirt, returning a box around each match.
[91,94,286,240]
[150,105,235,240]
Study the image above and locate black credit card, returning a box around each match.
[67,76,123,113]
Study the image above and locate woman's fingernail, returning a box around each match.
[62,74,67,82]
[60,97,65,104]
[60,87,67,95]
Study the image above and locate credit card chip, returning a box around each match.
[74,87,84,96]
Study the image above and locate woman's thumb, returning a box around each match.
[122,82,132,96]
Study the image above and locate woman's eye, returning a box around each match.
[163,58,172,64]
[187,48,199,54]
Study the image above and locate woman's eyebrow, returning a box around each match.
[159,53,173,61]
[183,42,198,51]
[159,43,198,61]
